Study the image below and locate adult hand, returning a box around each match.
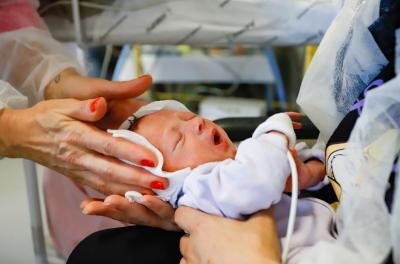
[284,149,325,192]
[44,68,151,101]
[80,194,179,231]
[0,97,168,195]
[175,207,281,264]
[45,68,152,130]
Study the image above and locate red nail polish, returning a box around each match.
[90,98,101,112]
[150,181,165,190]
[140,159,155,167]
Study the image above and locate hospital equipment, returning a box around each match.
[199,97,267,121]
[40,0,339,47]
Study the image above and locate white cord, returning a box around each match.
[281,151,299,263]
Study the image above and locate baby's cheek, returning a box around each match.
[162,152,194,172]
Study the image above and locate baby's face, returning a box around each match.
[134,110,236,171]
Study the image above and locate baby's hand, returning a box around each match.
[256,113,297,148]
[80,195,179,231]
[286,112,303,130]
[284,149,325,192]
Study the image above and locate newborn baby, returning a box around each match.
[109,100,325,219]
[106,100,335,263]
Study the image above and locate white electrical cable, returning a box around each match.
[281,150,299,263]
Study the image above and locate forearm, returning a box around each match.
[249,209,282,263]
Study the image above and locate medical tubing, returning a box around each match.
[282,150,299,263]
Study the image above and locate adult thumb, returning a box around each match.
[55,97,108,122]
[101,74,153,100]
[72,74,153,100]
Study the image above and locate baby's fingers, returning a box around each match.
[286,112,301,119]
[287,112,302,129]
[292,122,303,129]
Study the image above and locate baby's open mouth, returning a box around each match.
[212,128,222,145]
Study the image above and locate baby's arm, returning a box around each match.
[178,114,295,219]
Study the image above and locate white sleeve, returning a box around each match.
[0,80,28,110]
[178,133,290,219]
[0,28,83,106]
[295,142,325,164]
[0,1,83,106]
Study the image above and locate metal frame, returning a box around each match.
[24,159,48,264]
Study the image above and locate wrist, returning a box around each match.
[0,108,21,157]
[268,131,290,148]
[44,68,80,100]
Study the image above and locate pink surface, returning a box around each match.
[0,1,46,32]
[43,169,127,259]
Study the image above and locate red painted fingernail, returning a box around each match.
[90,98,101,112]
[150,181,165,190]
[140,159,155,167]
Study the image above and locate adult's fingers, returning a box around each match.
[103,195,132,210]
[140,195,174,219]
[52,97,108,122]
[82,201,133,223]
[77,151,168,191]
[79,127,159,168]
[92,195,167,227]
[58,74,153,101]
[141,195,179,230]
[104,194,179,231]
[80,198,103,209]
[91,75,153,100]
[179,235,190,258]
[81,200,109,215]
[72,168,154,195]
[175,207,211,234]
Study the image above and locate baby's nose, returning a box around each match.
[192,117,204,134]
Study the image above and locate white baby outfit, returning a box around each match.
[109,100,335,263]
